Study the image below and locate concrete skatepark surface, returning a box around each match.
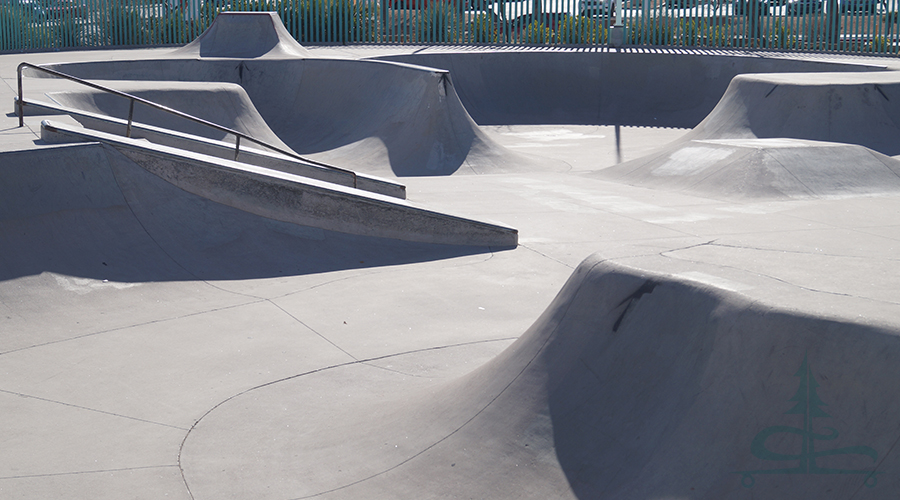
[3,12,900,499]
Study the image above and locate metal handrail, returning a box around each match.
[17,62,358,188]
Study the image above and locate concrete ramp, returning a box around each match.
[179,254,900,499]
[375,51,888,127]
[45,80,291,150]
[236,58,556,177]
[171,11,309,59]
[597,138,900,200]
[0,142,496,284]
[689,72,900,156]
[40,121,517,247]
[37,17,564,177]
[20,96,406,198]
[595,72,900,200]
[35,59,552,177]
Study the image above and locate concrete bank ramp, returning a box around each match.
[179,254,900,498]
[36,13,557,177]
[31,128,517,247]
[22,95,406,198]
[595,72,900,200]
[0,143,504,284]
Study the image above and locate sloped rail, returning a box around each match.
[17,62,358,188]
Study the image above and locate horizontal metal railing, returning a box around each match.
[0,0,897,54]
[17,61,358,187]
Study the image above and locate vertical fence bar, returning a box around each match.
[3,0,897,53]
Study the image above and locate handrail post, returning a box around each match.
[17,63,24,128]
[126,99,135,138]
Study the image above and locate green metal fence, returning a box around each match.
[1,0,897,53]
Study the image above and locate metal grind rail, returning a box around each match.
[17,62,359,189]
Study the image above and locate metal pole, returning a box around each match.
[126,99,135,137]
[17,64,23,128]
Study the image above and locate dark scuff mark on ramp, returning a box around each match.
[612,280,658,332]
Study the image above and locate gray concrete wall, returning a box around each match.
[374,51,888,127]
[45,51,886,131]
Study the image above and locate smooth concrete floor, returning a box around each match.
[1,46,899,499]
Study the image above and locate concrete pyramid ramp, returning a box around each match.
[596,72,900,200]
[179,254,900,498]
[171,11,309,59]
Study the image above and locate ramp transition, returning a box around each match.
[35,12,559,178]
[179,254,900,499]
[596,71,900,200]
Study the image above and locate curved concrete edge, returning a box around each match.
[38,49,890,129]
[687,71,900,156]
[373,50,889,127]
[23,97,406,199]
[180,254,900,499]
[35,57,557,177]
[593,70,900,200]
[233,57,552,177]
[170,11,309,59]
[44,79,292,151]
[41,120,518,248]
[594,137,900,200]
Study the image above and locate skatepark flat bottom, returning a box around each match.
[1,44,899,500]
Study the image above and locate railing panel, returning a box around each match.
[0,0,896,54]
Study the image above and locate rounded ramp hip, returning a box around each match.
[690,71,900,156]
[236,58,552,177]
[179,254,900,499]
[595,72,900,200]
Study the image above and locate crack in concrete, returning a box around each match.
[0,299,265,357]
[693,241,900,261]
[658,247,900,306]
[0,464,180,481]
[0,389,187,430]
